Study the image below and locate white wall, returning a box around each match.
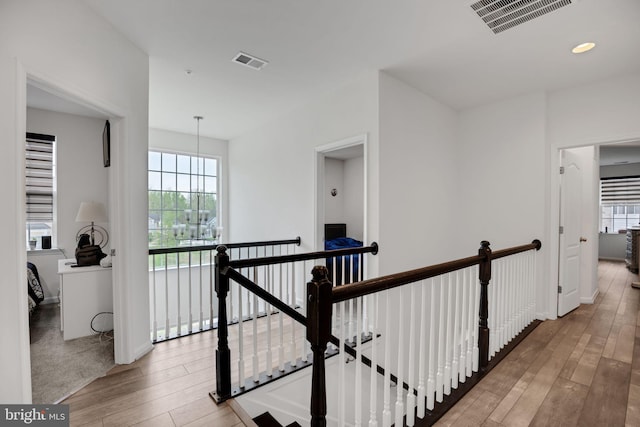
[457,92,547,315]
[378,72,458,273]
[228,71,379,260]
[324,158,345,225]
[344,156,364,241]
[149,127,229,240]
[322,156,365,242]
[26,108,110,301]
[546,73,640,318]
[0,0,149,402]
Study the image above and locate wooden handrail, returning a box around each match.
[148,236,301,255]
[332,239,540,303]
[228,242,378,269]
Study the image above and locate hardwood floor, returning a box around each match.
[65,260,640,426]
[435,260,640,427]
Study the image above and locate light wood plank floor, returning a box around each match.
[66,260,640,426]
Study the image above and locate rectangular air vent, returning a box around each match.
[232,52,268,70]
[470,0,572,34]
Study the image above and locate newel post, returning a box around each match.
[213,245,232,402]
[478,240,492,371]
[307,266,333,427]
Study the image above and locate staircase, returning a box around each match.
[254,411,302,427]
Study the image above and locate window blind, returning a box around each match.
[26,133,55,221]
[600,176,640,206]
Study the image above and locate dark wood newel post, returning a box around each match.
[307,266,332,427]
[212,245,232,402]
[478,240,492,372]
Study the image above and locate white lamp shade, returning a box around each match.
[75,201,108,223]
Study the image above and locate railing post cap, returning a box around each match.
[217,245,228,254]
[311,265,329,281]
[480,240,491,248]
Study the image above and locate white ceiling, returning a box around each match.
[80,0,640,141]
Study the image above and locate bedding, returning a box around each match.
[27,262,44,314]
[324,224,363,286]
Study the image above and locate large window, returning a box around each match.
[26,132,56,249]
[600,176,640,233]
[148,151,219,248]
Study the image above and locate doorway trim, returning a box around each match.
[549,136,640,320]
[314,134,368,251]
[16,62,130,399]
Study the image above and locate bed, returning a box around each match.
[324,223,363,286]
[27,262,45,314]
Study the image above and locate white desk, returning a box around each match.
[58,259,112,340]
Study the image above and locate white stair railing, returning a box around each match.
[310,239,541,426]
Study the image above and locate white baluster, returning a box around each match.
[151,257,157,342]
[252,267,259,383]
[278,263,285,372]
[427,278,436,410]
[436,276,445,402]
[238,282,245,389]
[290,262,297,367]
[164,255,170,339]
[498,261,505,352]
[187,253,193,333]
[466,268,473,377]
[472,265,479,372]
[417,280,427,418]
[339,300,346,427]
[199,252,203,332]
[451,272,459,390]
[266,265,273,377]
[177,254,182,336]
[356,295,362,427]
[395,288,405,427]
[382,290,392,427]
[369,293,379,427]
[301,261,309,364]
[406,283,417,426]
[459,269,467,383]
[444,273,453,394]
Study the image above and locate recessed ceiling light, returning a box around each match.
[572,42,596,54]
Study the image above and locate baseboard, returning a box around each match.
[134,341,154,361]
[598,257,625,262]
[581,288,600,304]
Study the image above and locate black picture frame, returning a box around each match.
[103,120,111,167]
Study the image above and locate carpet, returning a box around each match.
[29,303,115,404]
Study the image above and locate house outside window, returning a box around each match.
[148,150,219,249]
[26,133,56,249]
[600,176,640,233]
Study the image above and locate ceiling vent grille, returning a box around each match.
[470,0,572,34]
[232,52,269,70]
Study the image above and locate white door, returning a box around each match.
[558,149,583,316]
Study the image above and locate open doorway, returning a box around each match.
[315,134,367,251]
[25,81,116,403]
[557,141,640,317]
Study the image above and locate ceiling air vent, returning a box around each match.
[470,0,572,34]
[232,52,269,70]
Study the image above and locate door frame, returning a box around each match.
[16,63,131,398]
[548,137,638,320]
[314,134,368,251]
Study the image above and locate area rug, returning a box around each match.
[29,304,115,403]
